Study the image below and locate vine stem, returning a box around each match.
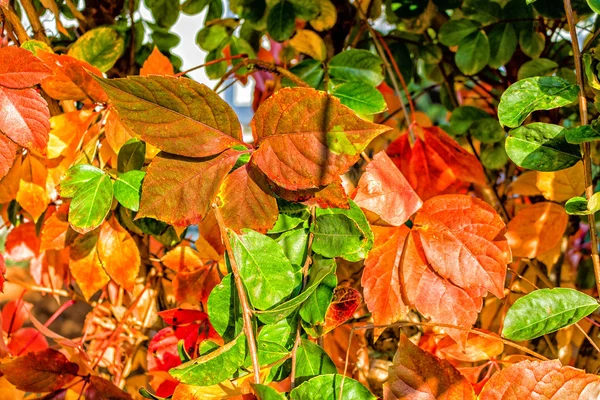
[212,205,261,385]
[563,0,600,298]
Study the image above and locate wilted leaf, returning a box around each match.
[310,0,336,31]
[141,46,175,76]
[68,27,124,72]
[86,376,133,399]
[97,217,140,292]
[322,286,361,334]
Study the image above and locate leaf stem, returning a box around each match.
[213,58,310,92]
[563,0,600,299]
[212,205,261,385]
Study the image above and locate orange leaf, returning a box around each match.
[0,47,52,88]
[161,245,205,272]
[354,151,422,226]
[271,178,350,209]
[0,134,17,180]
[5,222,40,262]
[46,110,96,159]
[104,110,134,154]
[2,300,34,334]
[436,330,504,362]
[536,162,585,202]
[97,217,140,292]
[16,180,49,222]
[383,334,476,399]
[141,46,175,76]
[69,231,110,300]
[40,203,71,252]
[0,153,22,203]
[173,265,221,307]
[505,202,568,259]
[322,286,361,334]
[479,360,600,399]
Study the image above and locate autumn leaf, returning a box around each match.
[536,162,585,202]
[46,110,96,159]
[251,87,390,190]
[69,230,110,300]
[161,245,205,271]
[478,360,600,399]
[5,222,41,262]
[2,300,33,334]
[322,286,361,334]
[97,217,140,292]
[140,46,175,76]
[0,253,5,293]
[354,151,423,226]
[383,335,475,399]
[0,348,79,392]
[270,178,350,209]
[86,376,133,399]
[17,180,50,222]
[0,134,17,179]
[0,46,53,88]
[386,125,486,201]
[95,75,246,157]
[173,265,221,307]
[40,204,72,252]
[505,202,568,259]
[436,330,504,362]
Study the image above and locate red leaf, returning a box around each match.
[147,326,184,372]
[0,134,17,179]
[140,46,175,77]
[5,222,41,262]
[0,252,5,293]
[271,178,350,209]
[0,47,53,89]
[383,334,475,399]
[251,87,390,190]
[0,86,49,154]
[479,360,600,399]
[322,286,361,334]
[2,300,33,334]
[354,151,422,226]
[158,309,209,326]
[7,327,48,355]
[138,150,240,226]
[0,348,79,392]
[69,231,110,300]
[218,164,278,233]
[97,217,141,292]
[387,126,486,201]
[86,376,133,400]
[38,52,107,102]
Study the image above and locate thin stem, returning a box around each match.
[175,54,248,77]
[0,4,29,43]
[563,0,600,298]
[213,58,310,92]
[19,0,50,44]
[212,205,261,385]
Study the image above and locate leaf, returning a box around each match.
[277,228,309,265]
[0,348,79,392]
[478,360,600,399]
[295,340,337,385]
[300,272,337,335]
[141,46,175,76]
[436,330,504,362]
[68,27,124,72]
[535,162,585,202]
[519,30,545,59]
[455,31,490,76]
[174,265,221,307]
[329,49,384,86]
[97,217,140,292]
[502,288,598,341]
[506,123,581,171]
[253,384,287,400]
[230,229,296,310]
[4,222,40,262]
[67,170,113,233]
[289,374,376,400]
[488,23,517,68]
[289,29,327,61]
[438,19,481,46]
[449,106,490,135]
[114,170,145,211]
[17,180,50,222]
[353,151,423,226]
[505,202,568,258]
[0,46,52,88]
[146,0,180,28]
[207,274,243,342]
[564,124,600,144]
[138,150,239,226]
[117,138,146,173]
[0,134,17,180]
[470,119,505,144]
[310,0,336,31]
[267,1,296,41]
[251,87,389,190]
[498,77,579,128]
[218,164,278,233]
[0,86,49,154]
[169,333,247,385]
[517,58,559,81]
[331,82,386,115]
[321,286,361,334]
[384,334,475,399]
[69,230,110,300]
[95,76,245,157]
[86,376,133,399]
[312,214,365,259]
[565,196,591,215]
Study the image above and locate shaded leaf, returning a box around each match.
[536,162,585,202]
[117,138,146,174]
[289,29,327,61]
[207,274,243,342]
[488,23,517,68]
[329,49,384,86]
[68,27,124,72]
[449,106,490,135]
[517,58,558,81]
[455,31,490,76]
[86,376,133,399]
[436,330,504,362]
[564,124,600,144]
[438,19,481,46]
[295,340,337,385]
[267,1,296,41]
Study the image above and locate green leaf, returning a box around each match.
[519,30,545,59]
[389,0,427,18]
[517,58,558,81]
[145,0,180,28]
[267,1,296,42]
[182,0,210,14]
[588,0,600,13]
[114,170,145,212]
[231,230,297,310]
[386,41,413,85]
[68,27,124,73]
[506,123,581,171]
[206,0,223,21]
[269,200,309,234]
[455,31,490,76]
[207,274,244,342]
[289,374,376,400]
[502,288,599,341]
[331,82,386,115]
[565,124,600,144]
[299,272,336,331]
[498,76,579,128]
[256,257,336,324]
[288,0,320,20]
[169,333,247,385]
[470,119,505,144]
[68,174,114,232]
[117,138,146,174]
[312,214,364,259]
[480,142,508,170]
[462,0,501,25]
[449,106,490,135]
[294,340,337,385]
[196,25,229,52]
[60,165,105,198]
[329,50,384,86]
[282,60,324,88]
[488,23,517,68]
[438,19,481,46]
[205,48,227,79]
[254,319,295,366]
[276,228,309,266]
[253,384,287,400]
[565,196,590,215]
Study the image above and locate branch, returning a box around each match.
[212,205,261,385]
[213,58,310,92]
[563,0,600,298]
[19,0,50,44]
[0,4,30,44]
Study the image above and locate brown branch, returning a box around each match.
[213,58,310,92]
[563,0,600,298]
[212,205,261,385]
[1,4,30,44]
[19,0,50,44]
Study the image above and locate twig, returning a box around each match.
[212,204,261,385]
[563,0,600,298]
[19,0,50,44]
[0,4,30,43]
[175,54,248,77]
[213,58,310,92]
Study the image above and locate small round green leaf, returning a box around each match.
[438,19,481,46]
[455,31,490,76]
[68,27,125,72]
[332,82,386,115]
[329,49,384,86]
[267,1,296,42]
[488,23,517,68]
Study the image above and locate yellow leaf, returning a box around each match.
[0,155,22,204]
[536,162,585,202]
[104,110,134,154]
[69,232,110,300]
[289,29,327,61]
[47,110,96,159]
[310,0,337,31]
[16,181,50,222]
[508,171,541,197]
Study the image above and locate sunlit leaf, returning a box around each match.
[331,82,386,115]
[68,27,124,72]
[289,29,327,61]
[114,170,145,211]
[69,230,110,300]
[535,162,585,202]
[289,374,376,400]
[329,49,384,86]
[294,340,337,385]
[140,46,175,76]
[0,46,52,88]
[97,217,140,292]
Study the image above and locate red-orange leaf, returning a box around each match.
[2,300,33,334]
[173,265,221,307]
[138,150,240,226]
[0,348,79,392]
[354,151,422,226]
[436,330,504,363]
[251,87,390,190]
[86,376,133,400]
[8,327,48,355]
[97,217,140,292]
[322,286,361,334]
[383,334,475,399]
[0,133,17,179]
[479,360,600,399]
[69,231,110,300]
[140,46,175,77]
[40,203,71,252]
[218,164,278,233]
[5,222,41,262]
[161,245,205,272]
[0,86,49,154]
[0,47,52,89]
[0,252,5,293]
[387,126,486,201]
[270,178,349,209]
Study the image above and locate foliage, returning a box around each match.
[1,0,600,399]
